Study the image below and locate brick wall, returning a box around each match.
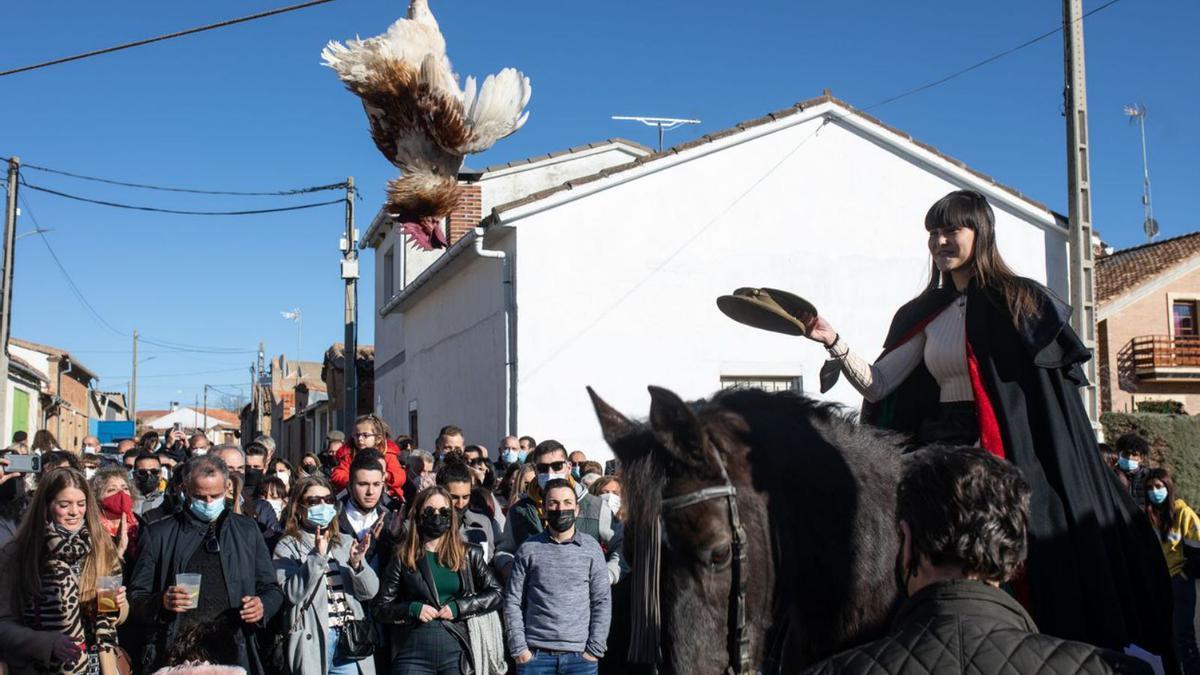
[447,183,482,245]
[1101,266,1200,414]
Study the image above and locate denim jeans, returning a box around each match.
[327,628,360,675]
[516,650,599,675]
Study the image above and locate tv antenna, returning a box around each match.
[1123,103,1158,242]
[611,116,701,152]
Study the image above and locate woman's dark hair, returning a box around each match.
[1098,442,1116,469]
[284,475,342,545]
[496,462,524,501]
[1144,467,1178,538]
[30,430,60,454]
[436,453,473,487]
[257,475,287,501]
[164,613,242,666]
[923,190,1038,327]
[1116,433,1150,458]
[40,450,82,472]
[897,446,1030,583]
[394,435,414,453]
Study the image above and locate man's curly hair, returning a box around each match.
[898,446,1031,583]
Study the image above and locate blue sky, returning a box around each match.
[1,0,1195,409]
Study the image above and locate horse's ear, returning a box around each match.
[587,386,636,444]
[647,385,710,469]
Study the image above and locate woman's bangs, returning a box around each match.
[924,191,988,232]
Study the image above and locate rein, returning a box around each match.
[630,455,752,675]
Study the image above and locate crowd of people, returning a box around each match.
[0,421,622,675]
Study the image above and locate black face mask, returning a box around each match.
[417,512,452,540]
[134,475,160,495]
[545,509,577,533]
[243,468,264,491]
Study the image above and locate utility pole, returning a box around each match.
[1063,0,1099,424]
[202,384,208,440]
[131,330,139,430]
[340,177,359,431]
[0,157,19,438]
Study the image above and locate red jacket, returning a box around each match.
[330,438,407,501]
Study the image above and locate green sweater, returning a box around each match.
[408,551,461,619]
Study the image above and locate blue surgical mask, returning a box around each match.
[190,498,225,522]
[1149,487,1168,505]
[1118,456,1140,472]
[517,450,529,463]
[306,504,337,528]
[501,450,518,465]
[571,467,581,480]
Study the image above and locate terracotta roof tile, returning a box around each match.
[8,338,98,380]
[1096,231,1200,304]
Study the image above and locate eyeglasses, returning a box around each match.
[421,507,452,519]
[536,461,566,473]
[468,458,489,467]
[303,495,338,506]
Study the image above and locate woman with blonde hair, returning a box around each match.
[0,467,129,674]
[374,486,502,674]
[274,475,377,675]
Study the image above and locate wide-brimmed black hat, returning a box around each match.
[716,287,818,337]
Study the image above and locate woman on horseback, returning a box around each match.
[802,190,1174,660]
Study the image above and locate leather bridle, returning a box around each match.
[659,458,752,675]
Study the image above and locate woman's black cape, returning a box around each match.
[863,281,1175,660]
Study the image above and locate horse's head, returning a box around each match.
[590,385,766,675]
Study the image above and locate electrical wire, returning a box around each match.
[17,191,258,355]
[860,0,1124,112]
[0,0,338,78]
[22,181,344,216]
[13,162,347,196]
[97,365,247,380]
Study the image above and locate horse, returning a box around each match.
[588,384,906,674]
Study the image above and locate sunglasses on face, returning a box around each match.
[134,469,159,478]
[303,495,337,506]
[536,461,566,473]
[421,507,452,519]
[468,458,488,467]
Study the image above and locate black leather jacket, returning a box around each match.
[373,543,501,672]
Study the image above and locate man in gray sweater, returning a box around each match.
[504,478,611,673]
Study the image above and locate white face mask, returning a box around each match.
[85,468,97,480]
[83,446,99,455]
[600,492,621,515]
[191,448,208,457]
[266,498,285,519]
[276,472,290,489]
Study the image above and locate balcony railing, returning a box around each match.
[1118,335,1200,385]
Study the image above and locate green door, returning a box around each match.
[11,388,29,436]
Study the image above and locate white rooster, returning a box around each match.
[322,0,532,249]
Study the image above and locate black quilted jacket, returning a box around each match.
[802,580,1154,675]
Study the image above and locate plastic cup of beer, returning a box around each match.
[97,576,121,614]
[176,573,201,610]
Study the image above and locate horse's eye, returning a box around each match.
[709,543,733,570]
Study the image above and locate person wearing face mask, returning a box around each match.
[402,450,437,508]
[497,441,625,585]
[497,436,523,473]
[1143,467,1200,674]
[374,486,503,675]
[437,458,502,564]
[90,466,140,564]
[254,476,289,523]
[0,468,130,675]
[274,475,378,675]
[588,476,622,522]
[127,455,284,673]
[269,458,294,492]
[81,435,102,457]
[301,452,323,477]
[802,447,1153,675]
[504,479,610,673]
[1116,433,1152,508]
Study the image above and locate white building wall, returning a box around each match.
[510,115,1066,460]
[381,243,509,449]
